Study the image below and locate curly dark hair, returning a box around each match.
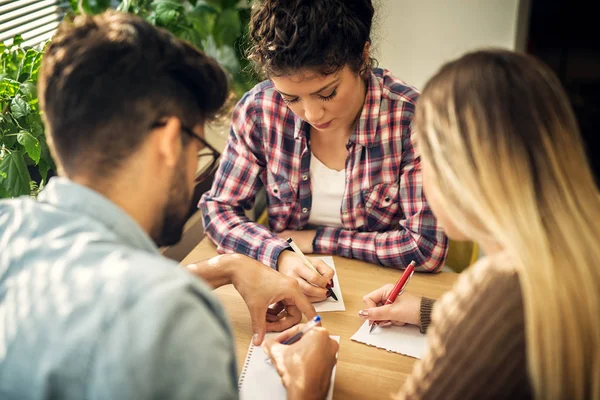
[247,0,376,77]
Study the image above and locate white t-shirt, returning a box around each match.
[308,152,345,228]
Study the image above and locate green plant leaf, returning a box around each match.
[203,0,236,8]
[12,35,24,46]
[37,157,50,183]
[10,95,31,119]
[179,27,205,49]
[213,8,241,47]
[2,135,16,148]
[0,151,31,197]
[21,48,42,79]
[38,135,55,172]
[117,0,132,11]
[0,184,9,198]
[81,0,112,14]
[18,81,37,101]
[188,4,219,38]
[17,130,41,163]
[0,77,21,97]
[27,118,44,138]
[17,72,30,83]
[202,36,239,73]
[153,0,184,26]
[0,115,18,137]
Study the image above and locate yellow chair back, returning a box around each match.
[444,239,479,273]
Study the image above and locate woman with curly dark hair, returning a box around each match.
[200,0,448,302]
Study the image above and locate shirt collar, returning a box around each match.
[291,70,382,147]
[37,177,159,254]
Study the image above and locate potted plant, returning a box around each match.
[1,0,256,199]
[0,35,55,198]
[86,0,257,97]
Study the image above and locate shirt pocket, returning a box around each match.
[264,173,297,231]
[362,183,401,231]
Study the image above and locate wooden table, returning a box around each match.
[183,238,459,400]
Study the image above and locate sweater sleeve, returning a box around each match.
[399,258,532,399]
[419,297,435,334]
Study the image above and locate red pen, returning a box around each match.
[369,260,416,334]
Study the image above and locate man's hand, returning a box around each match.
[185,254,315,346]
[228,255,316,345]
[277,229,316,253]
[359,283,421,327]
[277,251,335,303]
[263,325,338,400]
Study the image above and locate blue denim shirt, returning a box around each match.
[0,178,237,399]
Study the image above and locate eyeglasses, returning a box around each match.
[151,121,221,184]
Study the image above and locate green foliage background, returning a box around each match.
[0,0,255,198]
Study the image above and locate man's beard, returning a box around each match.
[154,159,193,247]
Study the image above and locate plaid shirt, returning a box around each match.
[200,68,448,271]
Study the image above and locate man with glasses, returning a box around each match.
[0,11,338,399]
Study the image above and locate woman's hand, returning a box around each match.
[359,283,421,327]
[277,251,335,302]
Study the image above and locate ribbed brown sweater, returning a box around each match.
[399,255,533,399]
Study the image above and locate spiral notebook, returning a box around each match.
[238,334,340,400]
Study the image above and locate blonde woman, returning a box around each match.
[356,49,600,399]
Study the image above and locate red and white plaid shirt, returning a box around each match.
[200,68,448,271]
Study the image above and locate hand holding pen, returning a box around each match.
[263,315,322,361]
[286,238,338,301]
[262,316,339,399]
[359,261,418,333]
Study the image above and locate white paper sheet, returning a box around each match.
[239,334,340,400]
[312,256,346,312]
[350,320,428,359]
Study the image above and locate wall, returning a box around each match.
[373,0,530,90]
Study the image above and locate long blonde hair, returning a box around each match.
[415,49,600,399]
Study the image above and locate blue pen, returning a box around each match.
[282,315,321,345]
[264,315,322,363]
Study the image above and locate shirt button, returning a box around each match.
[273,188,279,194]
[302,174,308,181]
[343,211,348,215]
[302,207,308,213]
[384,196,391,202]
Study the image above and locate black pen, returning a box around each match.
[286,238,338,301]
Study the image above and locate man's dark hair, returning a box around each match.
[39,11,229,177]
[247,0,376,77]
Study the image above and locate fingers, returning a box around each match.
[249,303,268,345]
[296,278,328,301]
[297,263,330,289]
[362,295,378,308]
[273,323,305,343]
[283,282,317,320]
[266,313,283,324]
[267,302,285,316]
[358,303,396,322]
[311,258,335,285]
[362,283,394,307]
[302,328,339,357]
[261,337,282,361]
[266,305,303,332]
